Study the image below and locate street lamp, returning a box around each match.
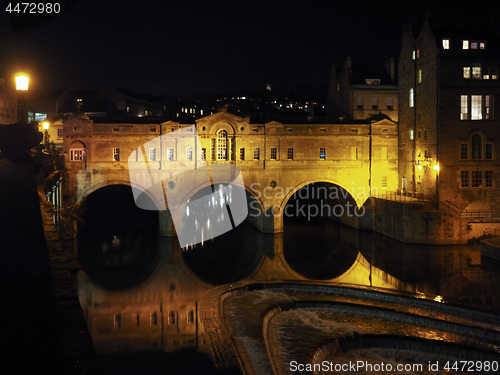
[15,73,30,124]
[42,121,50,150]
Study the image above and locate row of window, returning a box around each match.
[460,170,494,188]
[409,92,494,120]
[71,146,382,162]
[463,65,499,80]
[441,39,486,50]
[113,310,195,328]
[460,95,493,120]
[461,135,493,160]
[356,97,394,110]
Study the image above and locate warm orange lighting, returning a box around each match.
[15,73,30,91]
[433,164,440,172]
[42,121,49,130]
[434,295,444,303]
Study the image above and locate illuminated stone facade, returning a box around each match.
[327,57,398,122]
[62,110,398,234]
[398,16,500,210]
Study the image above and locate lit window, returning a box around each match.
[167,147,175,161]
[485,95,492,119]
[472,65,481,79]
[461,95,469,120]
[442,39,450,49]
[480,42,486,49]
[463,66,471,79]
[57,128,63,139]
[463,40,469,49]
[461,170,469,188]
[211,138,216,160]
[471,41,478,49]
[319,147,326,160]
[471,95,482,120]
[217,130,228,160]
[113,148,120,161]
[149,147,156,161]
[270,147,277,160]
[485,170,493,187]
[471,134,482,159]
[70,148,85,161]
[287,147,293,160]
[461,144,468,159]
[472,170,482,187]
[186,147,193,161]
[409,88,414,107]
[410,130,414,140]
[412,50,416,60]
[492,67,498,80]
[418,69,422,83]
[254,147,260,160]
[239,148,245,160]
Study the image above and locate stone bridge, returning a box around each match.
[62,111,398,235]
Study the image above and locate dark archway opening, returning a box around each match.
[283,182,360,280]
[181,185,263,285]
[77,185,160,290]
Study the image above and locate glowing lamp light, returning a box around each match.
[15,73,30,91]
[42,121,49,130]
[433,164,440,172]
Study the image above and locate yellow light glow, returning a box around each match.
[15,73,30,91]
[418,165,422,171]
[434,295,444,303]
[42,122,49,130]
[433,164,440,172]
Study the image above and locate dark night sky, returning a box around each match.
[0,0,498,95]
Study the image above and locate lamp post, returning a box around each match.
[15,73,30,124]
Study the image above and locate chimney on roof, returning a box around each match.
[384,57,395,83]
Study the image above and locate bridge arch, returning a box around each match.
[76,183,161,290]
[278,179,365,211]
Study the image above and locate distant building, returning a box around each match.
[0,78,17,124]
[398,14,500,210]
[327,57,398,121]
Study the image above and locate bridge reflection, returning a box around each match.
[76,219,500,361]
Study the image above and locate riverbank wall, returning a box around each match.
[338,197,500,245]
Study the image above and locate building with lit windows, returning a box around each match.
[326,56,398,121]
[398,14,500,211]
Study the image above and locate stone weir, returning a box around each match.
[200,281,500,375]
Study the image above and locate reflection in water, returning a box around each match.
[76,217,500,372]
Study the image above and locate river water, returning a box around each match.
[75,214,500,374]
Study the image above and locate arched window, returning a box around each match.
[217,129,228,160]
[471,134,482,159]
